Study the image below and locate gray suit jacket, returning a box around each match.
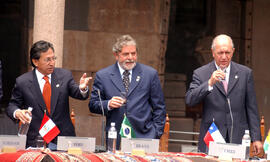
[186,61,261,153]
[6,68,89,147]
[89,63,166,149]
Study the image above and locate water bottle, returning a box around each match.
[242,130,251,160]
[107,122,117,153]
[18,107,33,136]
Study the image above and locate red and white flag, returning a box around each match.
[204,122,226,147]
[39,113,60,143]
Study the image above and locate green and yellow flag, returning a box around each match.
[120,114,135,138]
[264,129,270,154]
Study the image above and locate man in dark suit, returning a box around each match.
[6,40,91,148]
[186,34,262,154]
[89,35,166,149]
[0,60,3,102]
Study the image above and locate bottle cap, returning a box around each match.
[111,122,115,126]
[245,130,249,134]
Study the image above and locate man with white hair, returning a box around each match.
[186,34,262,154]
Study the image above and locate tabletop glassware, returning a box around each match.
[218,66,226,81]
[35,135,44,148]
[120,91,127,106]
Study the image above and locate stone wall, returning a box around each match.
[252,0,270,134]
[4,0,269,149]
[54,0,170,144]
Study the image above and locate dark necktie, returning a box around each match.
[43,76,51,114]
[123,70,130,92]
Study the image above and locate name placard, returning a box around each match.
[0,135,26,150]
[57,136,95,152]
[121,138,159,153]
[208,142,247,159]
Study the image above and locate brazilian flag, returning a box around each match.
[120,114,136,138]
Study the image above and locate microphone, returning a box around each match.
[95,89,106,152]
[227,98,233,143]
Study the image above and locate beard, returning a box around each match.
[120,60,136,70]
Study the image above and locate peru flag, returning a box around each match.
[39,113,60,143]
[204,122,226,147]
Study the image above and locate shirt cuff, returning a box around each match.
[107,100,112,111]
[13,109,19,119]
[208,85,213,91]
[80,86,89,97]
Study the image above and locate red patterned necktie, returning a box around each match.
[43,76,51,114]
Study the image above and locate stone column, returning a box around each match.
[33,0,65,67]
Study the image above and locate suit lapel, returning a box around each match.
[28,70,47,112]
[50,72,61,116]
[127,64,142,97]
[110,63,126,92]
[210,61,226,95]
[227,62,239,95]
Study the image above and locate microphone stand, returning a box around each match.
[96,89,106,152]
[227,98,233,143]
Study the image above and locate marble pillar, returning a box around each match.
[33,0,65,67]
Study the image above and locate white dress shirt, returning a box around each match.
[14,69,88,118]
[208,62,231,91]
[107,62,132,110]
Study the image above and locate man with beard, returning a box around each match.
[89,35,166,149]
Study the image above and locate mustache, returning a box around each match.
[124,60,135,63]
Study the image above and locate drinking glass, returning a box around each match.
[218,67,226,81]
[120,91,127,106]
[35,135,44,148]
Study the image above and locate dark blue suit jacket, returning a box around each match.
[89,63,166,148]
[6,68,89,147]
[186,61,261,153]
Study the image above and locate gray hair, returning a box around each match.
[112,35,137,54]
[211,34,234,50]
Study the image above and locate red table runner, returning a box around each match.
[0,150,210,162]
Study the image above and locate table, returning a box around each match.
[0,150,219,162]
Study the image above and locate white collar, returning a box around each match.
[214,62,231,74]
[35,69,52,81]
[117,62,132,76]
[214,62,231,83]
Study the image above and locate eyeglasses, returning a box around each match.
[43,56,57,63]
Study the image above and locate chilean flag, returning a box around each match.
[204,122,226,147]
[39,113,60,143]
